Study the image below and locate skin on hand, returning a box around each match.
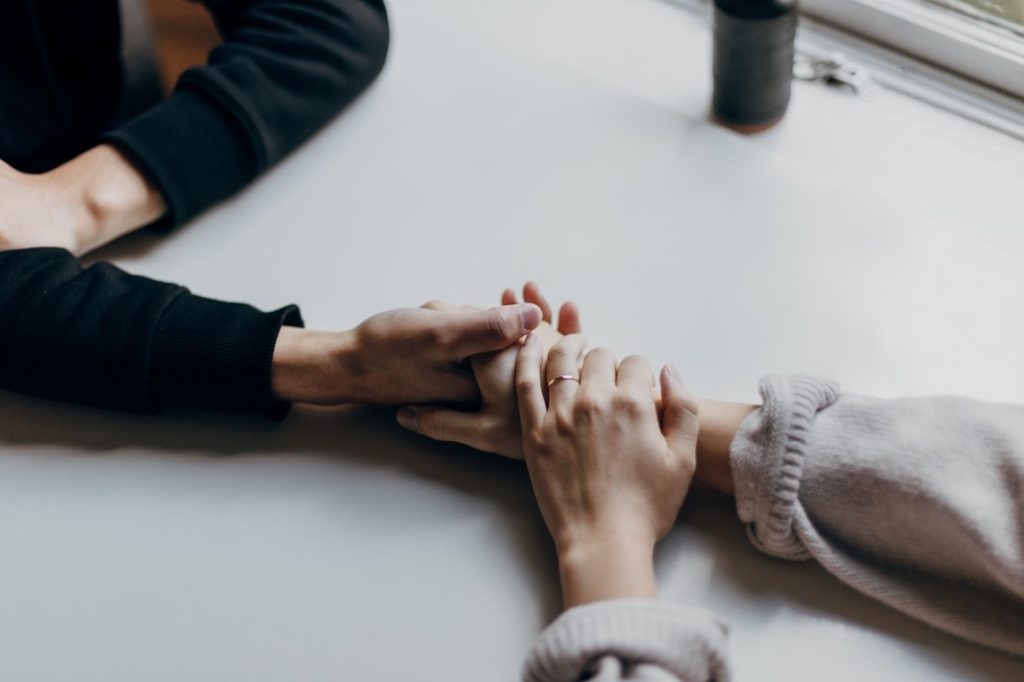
[395,283,581,458]
[0,145,166,256]
[515,334,700,609]
[388,282,752,494]
[500,282,580,335]
[270,301,542,406]
[693,399,756,495]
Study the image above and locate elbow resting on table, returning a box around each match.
[327,0,391,90]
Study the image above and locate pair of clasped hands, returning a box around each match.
[273,282,698,607]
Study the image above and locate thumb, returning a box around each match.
[397,405,492,452]
[660,364,700,458]
[448,303,542,357]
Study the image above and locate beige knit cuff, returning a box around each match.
[523,599,730,682]
[730,375,839,561]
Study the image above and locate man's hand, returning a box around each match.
[500,282,579,334]
[270,302,543,406]
[0,145,166,256]
[395,283,581,458]
[397,317,561,459]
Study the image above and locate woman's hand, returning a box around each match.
[500,281,579,337]
[516,334,699,608]
[396,283,580,458]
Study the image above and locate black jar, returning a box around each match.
[712,0,798,132]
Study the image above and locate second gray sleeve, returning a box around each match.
[730,375,1024,656]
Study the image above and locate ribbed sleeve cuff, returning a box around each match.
[523,599,730,682]
[731,375,839,561]
[149,293,304,418]
[102,86,257,228]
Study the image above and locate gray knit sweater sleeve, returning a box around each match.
[731,375,1024,656]
[522,599,730,682]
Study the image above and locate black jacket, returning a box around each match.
[0,0,388,415]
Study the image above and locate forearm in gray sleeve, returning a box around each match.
[731,375,1024,656]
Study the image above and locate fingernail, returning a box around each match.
[396,407,419,430]
[667,363,681,381]
[520,304,541,331]
[524,331,538,347]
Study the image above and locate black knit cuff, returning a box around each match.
[102,86,257,228]
[149,293,304,418]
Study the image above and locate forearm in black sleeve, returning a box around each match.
[0,248,302,417]
[103,0,389,226]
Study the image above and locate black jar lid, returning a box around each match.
[715,0,797,20]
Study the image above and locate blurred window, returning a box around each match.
[932,0,1024,32]
[801,0,1024,98]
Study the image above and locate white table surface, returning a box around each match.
[2,0,1022,679]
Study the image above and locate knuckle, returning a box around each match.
[672,393,700,418]
[677,452,698,478]
[547,344,576,364]
[567,333,588,348]
[421,299,444,310]
[423,323,451,347]
[426,412,449,441]
[487,309,513,341]
[612,392,646,416]
[553,409,576,434]
[515,375,538,395]
[572,393,602,418]
[524,429,546,452]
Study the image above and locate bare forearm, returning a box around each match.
[56,145,167,254]
[0,144,165,255]
[693,399,757,496]
[270,327,358,404]
[558,537,658,610]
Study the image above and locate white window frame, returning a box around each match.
[802,0,1024,98]
[665,0,1024,138]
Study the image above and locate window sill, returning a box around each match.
[667,0,1024,140]
[803,0,1024,98]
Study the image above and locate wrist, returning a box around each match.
[693,399,757,496]
[49,145,166,254]
[28,171,98,255]
[271,327,358,404]
[556,531,657,609]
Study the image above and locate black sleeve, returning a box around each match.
[102,0,389,226]
[0,248,303,417]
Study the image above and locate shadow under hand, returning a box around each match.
[81,222,169,266]
[0,389,563,627]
